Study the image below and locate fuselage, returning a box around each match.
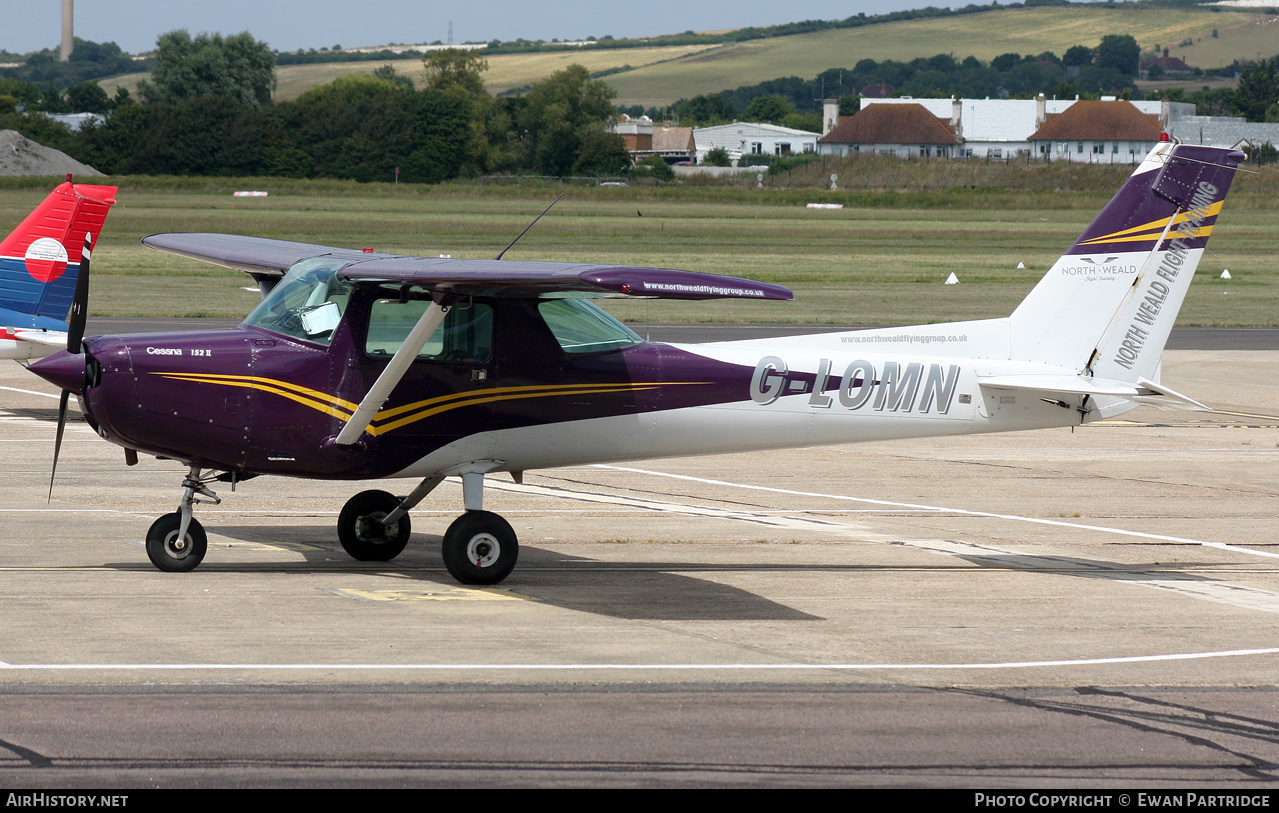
[51,292,1089,482]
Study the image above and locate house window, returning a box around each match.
[1078,142,1084,153]
[1092,143,1104,154]
[750,142,763,155]
[990,148,1002,159]
[775,142,791,155]
[1112,143,1119,154]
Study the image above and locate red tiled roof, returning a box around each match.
[818,103,960,146]
[1029,101,1163,141]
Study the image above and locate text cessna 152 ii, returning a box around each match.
[0,178,117,360]
[29,142,1242,585]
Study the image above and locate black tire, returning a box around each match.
[442,510,518,585]
[145,512,207,573]
[338,490,411,561]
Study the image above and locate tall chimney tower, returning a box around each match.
[60,0,73,62]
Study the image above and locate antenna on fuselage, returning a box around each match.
[494,193,564,260]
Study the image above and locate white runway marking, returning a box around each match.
[907,539,1279,615]
[597,465,1279,561]
[489,479,889,538]
[0,385,59,400]
[1,647,1278,671]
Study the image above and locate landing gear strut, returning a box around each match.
[145,466,219,572]
[334,470,521,585]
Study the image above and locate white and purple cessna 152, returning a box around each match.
[29,141,1243,585]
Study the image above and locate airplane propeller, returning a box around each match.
[48,232,93,501]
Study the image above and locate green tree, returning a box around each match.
[420,48,492,175]
[703,146,732,167]
[66,82,111,114]
[421,48,489,97]
[271,73,470,183]
[371,65,414,90]
[519,64,624,176]
[744,94,795,123]
[991,52,1022,72]
[138,30,276,107]
[1235,58,1279,122]
[632,154,674,180]
[1095,34,1140,77]
[1063,45,1094,68]
[673,93,735,125]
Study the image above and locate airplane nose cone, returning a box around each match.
[28,349,86,395]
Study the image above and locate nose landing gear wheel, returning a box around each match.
[338,489,411,561]
[145,513,207,572]
[442,510,518,585]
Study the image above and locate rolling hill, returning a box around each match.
[96,4,1279,108]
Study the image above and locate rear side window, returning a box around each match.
[537,299,642,354]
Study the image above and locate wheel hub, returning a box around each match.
[165,532,190,557]
[466,533,500,567]
[357,513,396,543]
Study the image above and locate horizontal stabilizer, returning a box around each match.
[978,373,1210,411]
[10,328,68,348]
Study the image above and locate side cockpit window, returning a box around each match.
[366,287,493,363]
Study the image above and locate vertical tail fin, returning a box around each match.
[1008,143,1244,381]
[0,179,118,330]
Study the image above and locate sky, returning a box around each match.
[8,0,976,55]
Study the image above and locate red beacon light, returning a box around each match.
[362,247,375,253]
[1159,132,1171,142]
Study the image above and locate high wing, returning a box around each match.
[141,233,793,301]
[143,231,792,445]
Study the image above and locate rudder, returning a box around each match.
[1008,143,1244,380]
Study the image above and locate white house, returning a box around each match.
[692,122,818,163]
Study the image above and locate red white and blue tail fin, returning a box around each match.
[0,178,117,359]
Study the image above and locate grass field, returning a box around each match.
[101,43,725,102]
[1,164,1273,327]
[95,6,1279,107]
[605,7,1276,107]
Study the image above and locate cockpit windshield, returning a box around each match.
[242,258,352,345]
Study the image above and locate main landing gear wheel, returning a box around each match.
[442,510,518,585]
[338,489,411,561]
[145,513,207,573]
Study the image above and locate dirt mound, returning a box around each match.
[0,130,103,177]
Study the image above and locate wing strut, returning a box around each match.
[332,295,454,446]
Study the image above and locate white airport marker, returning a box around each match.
[945,272,959,284]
